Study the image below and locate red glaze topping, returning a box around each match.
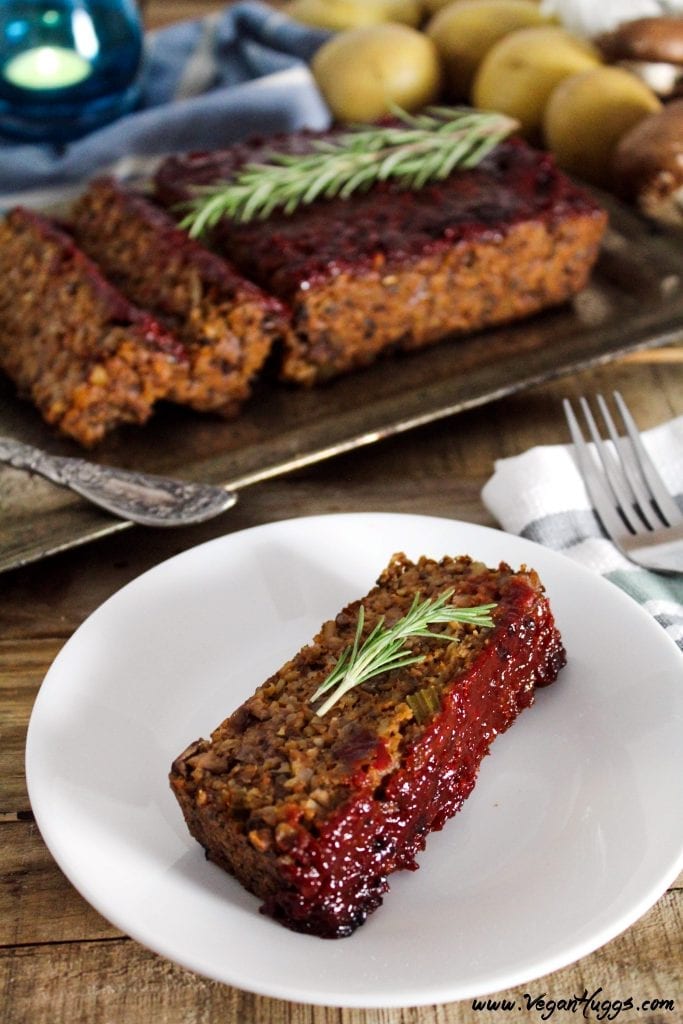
[155,133,604,297]
[83,177,285,316]
[259,575,566,937]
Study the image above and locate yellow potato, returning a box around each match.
[312,24,442,122]
[285,0,422,30]
[544,67,661,187]
[424,0,539,11]
[426,0,554,100]
[473,27,601,137]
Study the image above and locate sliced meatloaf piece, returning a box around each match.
[170,552,566,938]
[155,134,608,385]
[70,178,288,417]
[0,207,183,446]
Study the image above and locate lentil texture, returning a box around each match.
[0,208,182,446]
[170,553,566,937]
[71,179,289,416]
[155,134,607,384]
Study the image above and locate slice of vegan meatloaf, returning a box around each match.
[155,133,608,385]
[70,178,288,417]
[170,552,566,938]
[0,207,183,446]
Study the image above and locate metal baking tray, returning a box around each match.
[2,192,683,574]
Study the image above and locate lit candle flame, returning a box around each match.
[3,45,92,90]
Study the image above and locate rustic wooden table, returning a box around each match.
[3,356,682,1024]
[1,3,682,1022]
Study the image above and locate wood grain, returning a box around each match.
[0,640,64,813]
[2,358,682,1022]
[0,822,120,946]
[1,2,682,1018]
[0,891,680,1024]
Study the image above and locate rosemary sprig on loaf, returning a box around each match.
[180,106,518,235]
[311,589,496,717]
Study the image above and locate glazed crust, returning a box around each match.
[71,179,289,416]
[155,134,607,384]
[0,207,182,446]
[170,553,566,938]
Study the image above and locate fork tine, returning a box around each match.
[579,397,646,533]
[600,393,665,530]
[613,391,683,527]
[562,399,629,542]
[594,395,661,531]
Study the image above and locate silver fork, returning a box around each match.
[563,392,683,574]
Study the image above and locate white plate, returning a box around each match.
[25,513,683,1008]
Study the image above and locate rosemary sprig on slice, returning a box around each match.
[311,589,496,717]
[180,106,518,236]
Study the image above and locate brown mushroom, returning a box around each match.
[612,99,683,226]
[597,17,683,98]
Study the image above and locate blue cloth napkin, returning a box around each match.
[0,1,332,197]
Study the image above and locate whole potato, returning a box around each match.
[312,24,442,122]
[544,66,661,187]
[426,0,554,100]
[285,0,422,30]
[473,27,601,137]
[424,0,539,11]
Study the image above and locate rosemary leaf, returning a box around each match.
[179,106,518,235]
[303,165,343,204]
[311,589,496,717]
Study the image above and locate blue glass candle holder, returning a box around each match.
[0,0,143,143]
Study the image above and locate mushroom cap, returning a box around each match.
[599,17,683,65]
[612,99,683,224]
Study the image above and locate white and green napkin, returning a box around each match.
[482,414,683,653]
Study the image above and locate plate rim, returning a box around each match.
[25,511,683,1007]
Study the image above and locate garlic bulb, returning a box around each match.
[540,0,683,37]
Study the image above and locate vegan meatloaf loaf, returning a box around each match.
[155,133,608,385]
[70,177,288,417]
[0,207,183,446]
[170,552,566,938]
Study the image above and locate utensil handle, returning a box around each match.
[0,436,236,526]
[0,437,71,486]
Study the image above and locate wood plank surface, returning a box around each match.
[2,360,682,1023]
[1,891,681,1024]
[0,821,121,946]
[0,640,63,813]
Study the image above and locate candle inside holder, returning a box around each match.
[3,44,92,89]
[0,0,143,142]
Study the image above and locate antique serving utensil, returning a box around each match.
[0,437,237,527]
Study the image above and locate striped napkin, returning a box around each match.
[481,415,683,653]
